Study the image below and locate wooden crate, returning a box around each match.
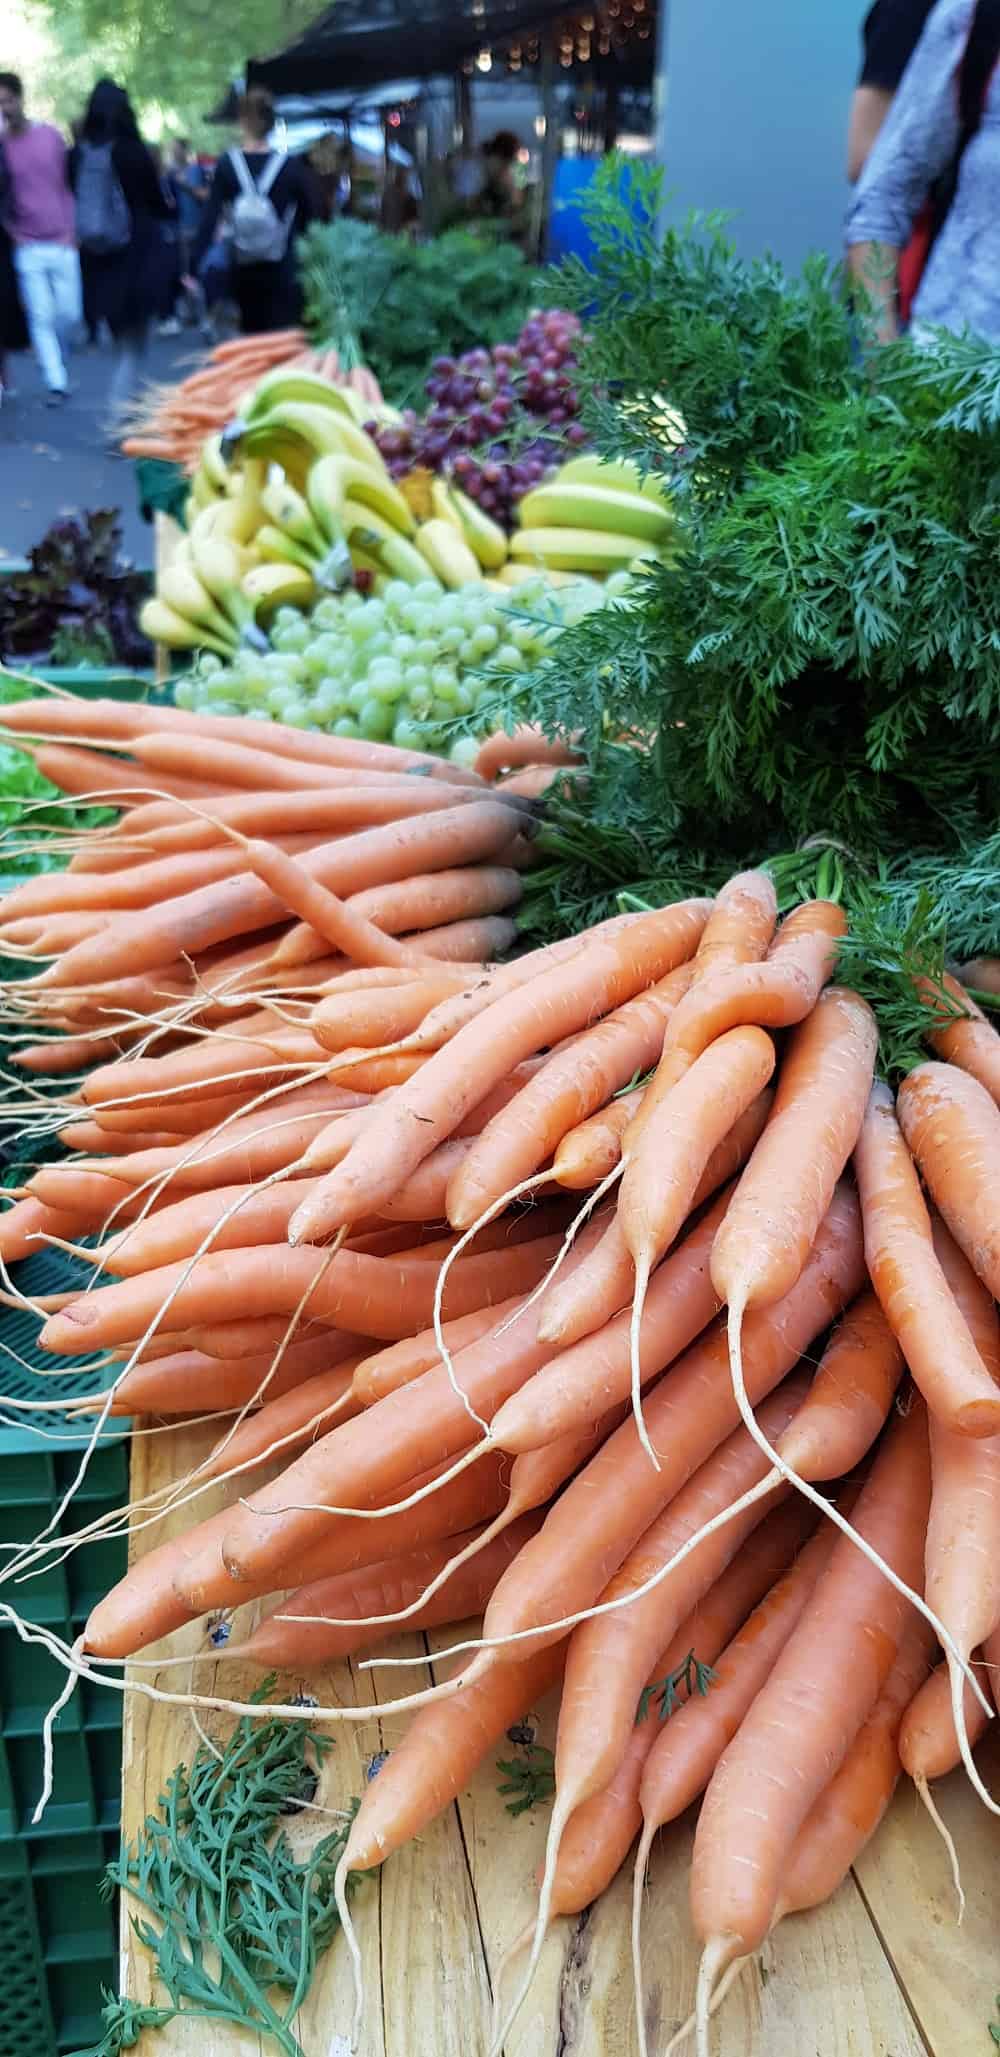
[120,1420,1000,2055]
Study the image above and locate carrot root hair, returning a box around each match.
[695,1936,740,2057]
[432,1172,549,1435]
[724,1298,991,1717]
[948,1653,1000,1820]
[914,1772,966,1921]
[663,1955,750,2057]
[334,1846,365,2042]
[632,1821,655,2057]
[488,1790,571,2057]
[629,1252,659,1471]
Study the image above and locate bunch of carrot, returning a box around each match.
[119,332,381,470]
[3,695,1000,2056]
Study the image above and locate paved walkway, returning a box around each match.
[0,328,198,572]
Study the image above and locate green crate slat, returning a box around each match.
[0,1829,120,2054]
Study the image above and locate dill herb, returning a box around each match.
[74,1680,361,2057]
[636,1651,717,1725]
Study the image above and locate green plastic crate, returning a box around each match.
[27,666,154,701]
[0,1236,127,2050]
[0,1827,120,2054]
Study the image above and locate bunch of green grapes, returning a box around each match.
[175,573,624,758]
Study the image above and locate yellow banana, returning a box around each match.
[509,527,648,573]
[261,472,329,554]
[518,481,673,544]
[239,403,388,477]
[245,368,360,423]
[199,432,232,495]
[188,532,259,629]
[430,479,463,530]
[554,452,673,513]
[414,518,481,589]
[448,485,508,570]
[140,596,234,657]
[188,469,220,514]
[340,504,435,584]
[242,562,316,614]
[158,564,239,645]
[308,454,415,540]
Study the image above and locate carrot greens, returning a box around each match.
[76,1679,361,2057]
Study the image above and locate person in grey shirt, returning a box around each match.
[846,0,1000,339]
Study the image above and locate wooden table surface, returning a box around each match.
[121,1419,1000,2056]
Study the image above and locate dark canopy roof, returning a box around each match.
[248,0,576,95]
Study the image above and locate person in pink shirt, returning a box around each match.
[0,72,80,403]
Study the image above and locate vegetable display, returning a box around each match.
[1,695,999,2055]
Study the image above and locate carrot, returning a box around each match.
[922,1214,1000,1807]
[710,986,878,1315]
[176,1217,610,1597]
[83,1029,324,1110]
[131,731,427,795]
[96,1179,326,1275]
[656,897,846,1071]
[474,726,582,780]
[957,957,1000,999]
[288,902,712,1243]
[899,1654,993,1783]
[623,870,778,1145]
[84,1090,259,1138]
[494,1379,809,2046]
[242,1514,544,1667]
[777,1613,936,1917]
[348,865,523,936]
[685,1613,938,2053]
[75,782,482,863]
[39,1235,566,1353]
[917,972,1000,1103]
[547,1499,817,1924]
[350,1300,522,1408]
[35,802,523,990]
[29,1092,356,1209]
[470,1186,862,1676]
[494,1187,731,1455]
[551,1088,642,1189]
[445,961,694,1230]
[853,1081,1000,1434]
[311,974,470,1054]
[618,1025,777,1459]
[896,1059,1000,1301]
[199,1354,366,1470]
[689,1401,930,2015]
[232,836,429,970]
[0,1196,91,1265]
[86,1451,512,1658]
[109,1332,359,1415]
[772,1287,904,1479]
[33,744,221,803]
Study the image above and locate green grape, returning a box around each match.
[407,683,433,716]
[411,637,436,666]
[358,697,394,740]
[392,715,422,749]
[272,607,302,631]
[329,715,358,737]
[366,632,393,661]
[383,579,412,610]
[173,678,196,710]
[266,684,292,714]
[438,623,465,653]
[469,623,499,656]
[347,680,369,714]
[198,653,224,677]
[311,597,343,630]
[312,681,346,720]
[452,684,474,715]
[414,580,441,605]
[492,643,526,672]
[403,664,431,695]
[340,587,364,613]
[432,665,459,701]
[449,735,480,768]
[391,634,417,662]
[284,702,312,729]
[510,622,538,652]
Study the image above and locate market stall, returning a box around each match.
[1,152,999,2057]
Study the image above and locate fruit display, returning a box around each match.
[122,329,382,471]
[177,570,616,755]
[373,309,587,527]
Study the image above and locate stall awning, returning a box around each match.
[247,0,576,95]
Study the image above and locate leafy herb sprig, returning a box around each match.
[496,1740,556,1817]
[637,1650,717,1726]
[74,1680,361,2057]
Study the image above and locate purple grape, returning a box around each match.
[567,422,589,446]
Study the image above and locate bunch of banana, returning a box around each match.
[143,495,270,651]
[225,365,392,494]
[511,452,677,575]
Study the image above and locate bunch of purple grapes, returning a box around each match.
[371,309,589,526]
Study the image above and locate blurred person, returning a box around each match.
[0,133,29,405]
[848,0,936,178]
[0,72,80,404]
[846,0,1000,340]
[151,142,183,334]
[70,78,168,438]
[167,138,207,324]
[186,88,318,333]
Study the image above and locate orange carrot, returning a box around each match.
[897,1059,1000,1300]
[773,1287,903,1478]
[311,974,470,1054]
[347,865,523,937]
[689,1401,930,1976]
[108,1332,359,1415]
[242,1514,544,1667]
[288,901,711,1243]
[917,972,1000,1103]
[656,897,846,1070]
[551,1088,643,1190]
[474,726,582,780]
[854,1081,1000,1434]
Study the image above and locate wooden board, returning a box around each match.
[120,1420,1000,2055]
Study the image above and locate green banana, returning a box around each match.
[414,517,482,589]
[242,561,316,614]
[518,481,674,544]
[308,454,415,540]
[256,523,321,575]
[158,564,240,646]
[340,502,436,585]
[199,432,232,495]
